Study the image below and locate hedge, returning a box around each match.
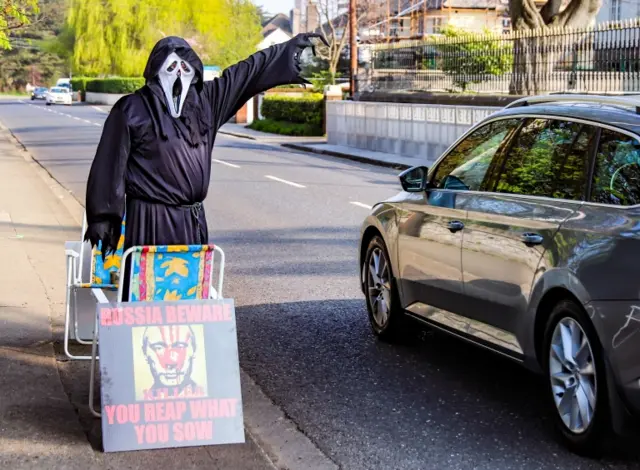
[69,77,96,93]
[248,118,323,137]
[86,77,146,94]
[261,93,324,128]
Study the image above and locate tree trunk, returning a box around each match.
[508,0,602,95]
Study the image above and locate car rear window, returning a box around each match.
[590,129,640,206]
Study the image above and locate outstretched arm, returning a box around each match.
[205,33,327,129]
[84,102,130,257]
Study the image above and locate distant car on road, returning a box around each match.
[358,94,640,457]
[46,87,72,106]
[31,87,48,101]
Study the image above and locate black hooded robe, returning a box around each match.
[85,36,315,279]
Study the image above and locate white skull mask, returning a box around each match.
[158,52,195,118]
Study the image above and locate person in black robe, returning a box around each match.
[83,34,326,297]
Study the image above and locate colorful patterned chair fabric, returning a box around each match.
[127,245,217,302]
[81,216,126,289]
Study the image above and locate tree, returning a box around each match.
[66,0,263,77]
[436,25,512,92]
[508,0,603,94]
[313,0,377,85]
[256,4,271,25]
[0,0,40,49]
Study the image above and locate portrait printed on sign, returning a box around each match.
[132,325,208,401]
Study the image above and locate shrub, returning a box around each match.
[261,94,324,128]
[248,118,324,137]
[86,77,146,94]
[70,77,98,100]
[434,25,513,92]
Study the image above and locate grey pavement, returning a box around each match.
[218,122,420,169]
[1,97,639,469]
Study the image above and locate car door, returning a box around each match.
[397,118,522,315]
[455,118,598,345]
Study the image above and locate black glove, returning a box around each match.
[292,33,329,59]
[289,33,329,83]
[84,220,120,262]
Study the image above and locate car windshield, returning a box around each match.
[36,87,47,92]
[50,88,66,93]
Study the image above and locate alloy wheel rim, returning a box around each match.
[367,247,392,328]
[549,317,597,434]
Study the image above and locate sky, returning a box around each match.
[258,0,294,16]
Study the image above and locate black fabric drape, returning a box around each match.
[85,35,314,255]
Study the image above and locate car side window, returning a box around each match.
[484,118,595,201]
[431,118,521,192]
[590,129,640,206]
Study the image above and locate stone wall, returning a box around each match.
[326,101,501,164]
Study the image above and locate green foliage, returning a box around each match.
[434,25,513,92]
[261,94,324,128]
[307,70,342,93]
[0,0,68,92]
[248,118,324,137]
[0,0,39,49]
[86,77,145,94]
[66,0,263,77]
[69,76,93,92]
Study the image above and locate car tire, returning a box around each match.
[46,102,51,106]
[363,235,407,343]
[542,299,610,457]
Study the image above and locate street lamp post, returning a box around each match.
[349,0,357,98]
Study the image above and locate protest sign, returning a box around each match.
[96,299,244,452]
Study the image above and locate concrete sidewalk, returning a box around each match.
[0,124,336,469]
[218,123,418,170]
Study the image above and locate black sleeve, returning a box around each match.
[204,36,311,128]
[85,102,131,233]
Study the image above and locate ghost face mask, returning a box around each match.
[158,52,196,118]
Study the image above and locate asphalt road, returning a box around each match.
[1,98,639,470]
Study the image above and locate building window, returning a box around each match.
[611,0,621,20]
[430,17,443,34]
[502,18,511,34]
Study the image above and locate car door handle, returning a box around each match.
[521,233,544,246]
[448,221,465,233]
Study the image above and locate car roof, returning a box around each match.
[487,99,640,136]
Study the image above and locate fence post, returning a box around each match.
[323,85,343,136]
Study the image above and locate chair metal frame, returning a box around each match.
[88,244,225,418]
[64,214,121,361]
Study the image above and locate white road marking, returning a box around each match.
[93,122,101,127]
[82,119,92,124]
[264,175,306,188]
[212,158,241,168]
[73,116,81,121]
[350,201,373,210]
[92,106,108,113]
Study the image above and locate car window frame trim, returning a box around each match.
[427,112,640,210]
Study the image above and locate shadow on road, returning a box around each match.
[235,298,640,467]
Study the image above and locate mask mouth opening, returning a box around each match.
[172,77,182,114]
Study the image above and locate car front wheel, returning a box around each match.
[543,300,610,457]
[363,235,407,342]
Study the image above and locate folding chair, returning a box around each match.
[88,244,225,417]
[63,214,126,360]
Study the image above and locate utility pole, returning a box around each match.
[349,0,357,98]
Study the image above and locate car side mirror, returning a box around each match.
[399,166,429,192]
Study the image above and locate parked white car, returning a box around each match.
[46,87,72,106]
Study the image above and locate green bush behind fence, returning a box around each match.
[261,93,324,128]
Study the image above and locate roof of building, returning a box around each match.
[262,13,293,37]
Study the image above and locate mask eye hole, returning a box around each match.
[166,61,178,72]
[181,61,191,73]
